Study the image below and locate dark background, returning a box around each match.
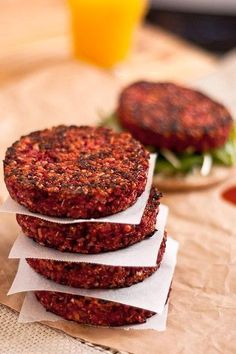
[147,8,236,53]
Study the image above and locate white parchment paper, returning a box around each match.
[9,205,168,267]
[19,291,168,331]
[8,237,178,313]
[0,154,156,225]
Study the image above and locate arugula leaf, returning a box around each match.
[155,152,204,176]
[210,125,236,166]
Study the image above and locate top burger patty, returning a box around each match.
[4,126,149,218]
[118,82,233,153]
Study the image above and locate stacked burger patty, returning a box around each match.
[4,125,168,327]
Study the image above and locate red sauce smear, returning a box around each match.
[222,186,236,206]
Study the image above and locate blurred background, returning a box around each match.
[1,0,236,67]
[149,0,236,52]
[2,1,236,51]
[0,0,235,137]
[0,0,235,136]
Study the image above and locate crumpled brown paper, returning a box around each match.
[0,52,236,354]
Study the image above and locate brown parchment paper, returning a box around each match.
[0,54,236,354]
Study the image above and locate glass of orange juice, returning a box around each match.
[68,0,148,67]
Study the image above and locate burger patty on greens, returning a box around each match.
[101,82,235,176]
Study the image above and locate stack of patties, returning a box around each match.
[4,125,173,327]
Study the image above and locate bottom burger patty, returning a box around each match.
[17,187,161,254]
[35,291,156,326]
[27,233,167,289]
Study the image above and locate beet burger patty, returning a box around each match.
[118,82,233,153]
[4,126,149,218]
[26,232,167,289]
[35,291,155,326]
[17,186,161,253]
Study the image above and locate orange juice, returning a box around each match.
[68,0,148,67]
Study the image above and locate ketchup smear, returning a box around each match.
[222,186,236,206]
